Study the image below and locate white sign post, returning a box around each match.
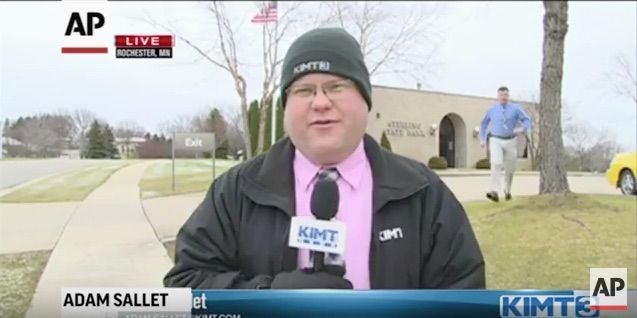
[171,132,216,193]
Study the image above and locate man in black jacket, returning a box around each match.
[164,28,485,289]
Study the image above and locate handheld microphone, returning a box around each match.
[309,179,339,272]
[288,178,345,273]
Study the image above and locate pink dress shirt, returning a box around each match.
[293,140,373,289]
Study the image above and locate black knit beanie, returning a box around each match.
[280,28,372,110]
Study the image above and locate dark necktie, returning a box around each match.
[318,167,339,182]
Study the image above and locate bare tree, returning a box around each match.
[47,112,77,146]
[115,121,146,139]
[538,1,571,194]
[254,2,301,156]
[192,110,208,134]
[606,52,637,104]
[145,2,250,155]
[145,2,302,158]
[145,2,441,157]
[53,109,79,146]
[319,1,442,84]
[9,115,74,157]
[223,106,247,157]
[115,121,146,158]
[518,93,575,171]
[157,115,196,137]
[584,130,623,172]
[20,120,59,156]
[72,108,97,155]
[72,109,96,140]
[564,123,623,172]
[563,121,593,171]
[192,107,229,148]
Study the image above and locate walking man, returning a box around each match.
[479,86,532,202]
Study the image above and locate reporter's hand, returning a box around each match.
[269,266,353,289]
[480,141,486,148]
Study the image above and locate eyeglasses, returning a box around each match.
[285,79,356,102]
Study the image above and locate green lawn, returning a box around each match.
[0,162,128,203]
[465,193,637,289]
[0,250,51,318]
[161,194,636,290]
[139,159,240,199]
[164,241,176,263]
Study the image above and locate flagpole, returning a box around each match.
[271,4,278,147]
[254,1,278,148]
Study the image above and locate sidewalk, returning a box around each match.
[435,169,601,177]
[140,172,617,244]
[26,162,173,318]
[143,192,202,243]
[0,202,80,254]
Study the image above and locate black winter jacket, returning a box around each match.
[164,134,485,289]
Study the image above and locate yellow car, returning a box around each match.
[606,152,637,195]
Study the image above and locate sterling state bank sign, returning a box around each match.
[385,121,427,138]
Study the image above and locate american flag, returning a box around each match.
[251,1,278,23]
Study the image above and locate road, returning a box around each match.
[0,159,121,190]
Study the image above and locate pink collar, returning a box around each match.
[294,140,367,192]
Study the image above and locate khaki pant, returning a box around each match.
[489,136,518,193]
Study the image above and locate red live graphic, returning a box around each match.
[115,35,174,48]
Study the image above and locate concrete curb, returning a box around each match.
[0,160,133,197]
[434,170,603,177]
[0,169,78,197]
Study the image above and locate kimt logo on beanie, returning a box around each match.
[293,60,331,74]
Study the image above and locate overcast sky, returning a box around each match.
[1,1,635,150]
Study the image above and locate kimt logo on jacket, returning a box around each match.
[379,227,403,242]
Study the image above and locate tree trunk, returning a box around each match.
[538,1,571,194]
[528,139,536,170]
[240,95,251,159]
[256,96,272,155]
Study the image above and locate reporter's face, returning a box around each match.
[284,73,368,165]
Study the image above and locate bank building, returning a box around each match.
[366,85,535,170]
